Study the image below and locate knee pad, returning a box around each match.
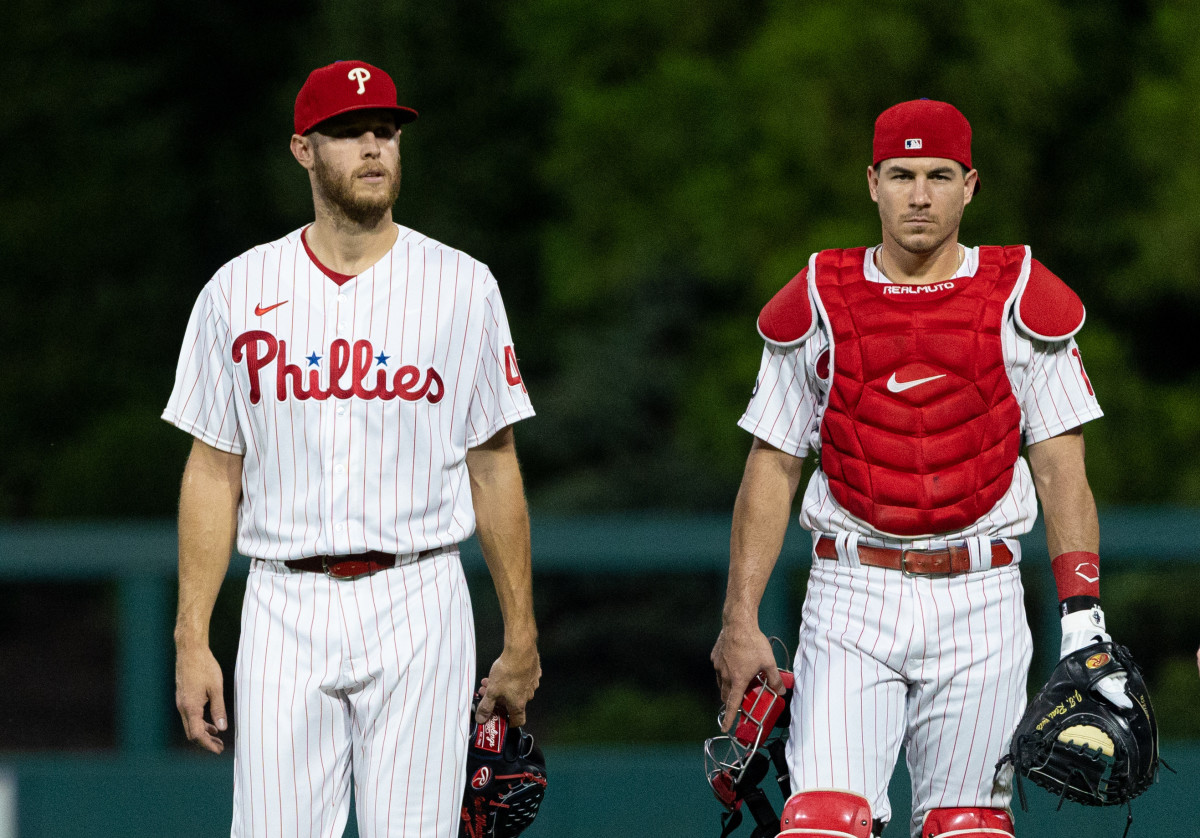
[778,790,874,838]
[920,807,1014,838]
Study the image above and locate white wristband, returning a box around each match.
[1059,604,1110,658]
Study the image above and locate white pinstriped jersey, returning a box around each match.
[163,224,534,561]
[739,245,1102,546]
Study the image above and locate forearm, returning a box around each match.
[475,489,536,648]
[468,430,537,648]
[711,439,804,721]
[1041,481,1099,558]
[1029,428,1112,658]
[1029,429,1099,557]
[723,440,804,627]
[175,440,242,648]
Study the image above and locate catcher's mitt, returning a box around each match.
[459,701,547,838]
[1002,641,1159,808]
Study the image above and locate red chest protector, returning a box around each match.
[814,246,1025,537]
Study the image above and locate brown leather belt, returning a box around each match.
[815,536,1013,576]
[283,547,446,579]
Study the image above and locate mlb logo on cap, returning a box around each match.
[873,99,979,193]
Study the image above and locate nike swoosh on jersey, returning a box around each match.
[886,372,947,393]
[255,300,289,316]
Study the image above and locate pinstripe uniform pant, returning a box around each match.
[786,553,1032,838]
[232,548,475,837]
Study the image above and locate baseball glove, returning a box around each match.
[1002,641,1159,808]
[459,701,547,838]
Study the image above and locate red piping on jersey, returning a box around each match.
[301,226,357,286]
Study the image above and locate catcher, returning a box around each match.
[711,99,1160,838]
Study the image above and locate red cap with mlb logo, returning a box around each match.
[294,60,419,135]
[873,99,978,191]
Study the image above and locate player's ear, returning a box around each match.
[962,169,978,205]
[867,164,880,203]
[291,134,315,170]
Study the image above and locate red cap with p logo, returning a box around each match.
[294,60,418,135]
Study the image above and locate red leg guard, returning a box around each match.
[777,790,873,838]
[920,807,1014,838]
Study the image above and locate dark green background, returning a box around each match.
[2,0,1198,760]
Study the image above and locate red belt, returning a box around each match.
[283,547,446,579]
[815,536,1013,575]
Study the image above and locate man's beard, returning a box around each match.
[313,155,402,226]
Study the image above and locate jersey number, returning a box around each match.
[1071,347,1094,396]
[504,346,527,393]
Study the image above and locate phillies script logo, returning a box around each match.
[232,330,443,404]
[473,714,507,754]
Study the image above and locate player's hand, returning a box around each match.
[711,621,784,733]
[476,643,541,726]
[1059,608,1132,709]
[176,642,228,754]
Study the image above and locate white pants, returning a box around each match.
[231,549,475,837]
[786,557,1032,838]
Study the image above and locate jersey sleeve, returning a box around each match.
[161,280,246,454]
[737,342,819,458]
[465,279,536,448]
[1018,335,1104,444]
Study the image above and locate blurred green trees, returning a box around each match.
[508,0,1200,509]
[9,0,1196,516]
[2,0,1198,747]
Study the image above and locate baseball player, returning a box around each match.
[166,60,540,837]
[711,100,1125,838]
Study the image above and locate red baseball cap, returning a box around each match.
[873,99,979,191]
[294,60,418,135]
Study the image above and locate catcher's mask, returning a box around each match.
[705,645,796,838]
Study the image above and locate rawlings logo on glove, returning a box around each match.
[459,698,547,838]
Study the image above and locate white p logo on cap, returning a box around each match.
[904,138,923,150]
[348,67,371,94]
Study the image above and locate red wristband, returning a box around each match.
[1051,551,1100,601]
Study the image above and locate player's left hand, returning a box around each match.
[1060,606,1132,709]
[476,644,540,726]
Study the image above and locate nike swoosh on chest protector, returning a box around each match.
[885,372,947,393]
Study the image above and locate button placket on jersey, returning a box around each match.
[324,284,353,552]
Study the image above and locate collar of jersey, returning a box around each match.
[863,244,978,285]
[301,226,358,287]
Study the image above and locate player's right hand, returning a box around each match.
[175,643,228,754]
[710,621,784,733]
[475,643,541,727]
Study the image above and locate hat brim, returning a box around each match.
[300,104,420,136]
